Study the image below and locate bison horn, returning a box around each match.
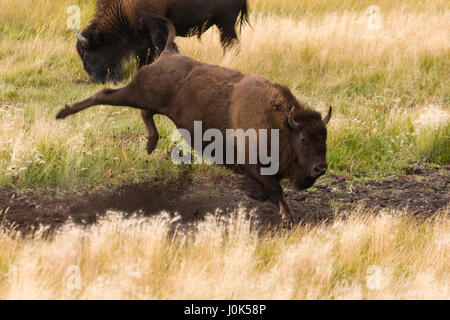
[288,107,299,129]
[323,106,332,125]
[74,28,89,46]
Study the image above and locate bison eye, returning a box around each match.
[299,133,306,141]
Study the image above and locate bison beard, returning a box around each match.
[75,0,250,83]
[60,14,332,222]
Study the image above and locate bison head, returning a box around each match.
[286,106,332,190]
[74,28,123,83]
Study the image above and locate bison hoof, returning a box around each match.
[56,105,72,119]
[280,215,295,225]
[146,137,158,155]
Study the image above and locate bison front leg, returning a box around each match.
[247,183,270,201]
[245,166,293,222]
[245,176,269,201]
[141,110,159,155]
[263,178,293,222]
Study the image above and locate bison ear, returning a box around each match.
[323,106,332,125]
[74,28,89,47]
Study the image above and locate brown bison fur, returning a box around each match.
[59,14,332,222]
[75,0,250,83]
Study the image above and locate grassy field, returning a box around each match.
[0,0,449,299]
[1,0,448,190]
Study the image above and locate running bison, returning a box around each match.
[59,14,332,222]
[74,0,249,83]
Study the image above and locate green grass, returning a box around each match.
[0,0,448,191]
[414,123,450,164]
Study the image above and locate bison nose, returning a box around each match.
[311,164,328,178]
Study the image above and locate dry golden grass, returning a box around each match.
[181,10,449,70]
[250,0,449,15]
[0,207,448,300]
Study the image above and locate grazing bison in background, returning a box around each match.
[59,14,332,222]
[74,0,250,83]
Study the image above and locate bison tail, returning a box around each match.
[238,0,250,33]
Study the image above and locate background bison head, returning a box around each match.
[286,106,332,190]
[75,29,124,83]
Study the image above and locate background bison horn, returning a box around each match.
[73,28,89,46]
[323,106,332,125]
[288,107,300,129]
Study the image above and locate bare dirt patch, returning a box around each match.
[0,166,448,233]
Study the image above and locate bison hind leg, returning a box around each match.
[141,110,159,155]
[146,135,158,155]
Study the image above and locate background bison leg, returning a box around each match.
[141,110,159,155]
[150,26,170,57]
[215,13,239,48]
[139,11,178,58]
[135,43,157,68]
